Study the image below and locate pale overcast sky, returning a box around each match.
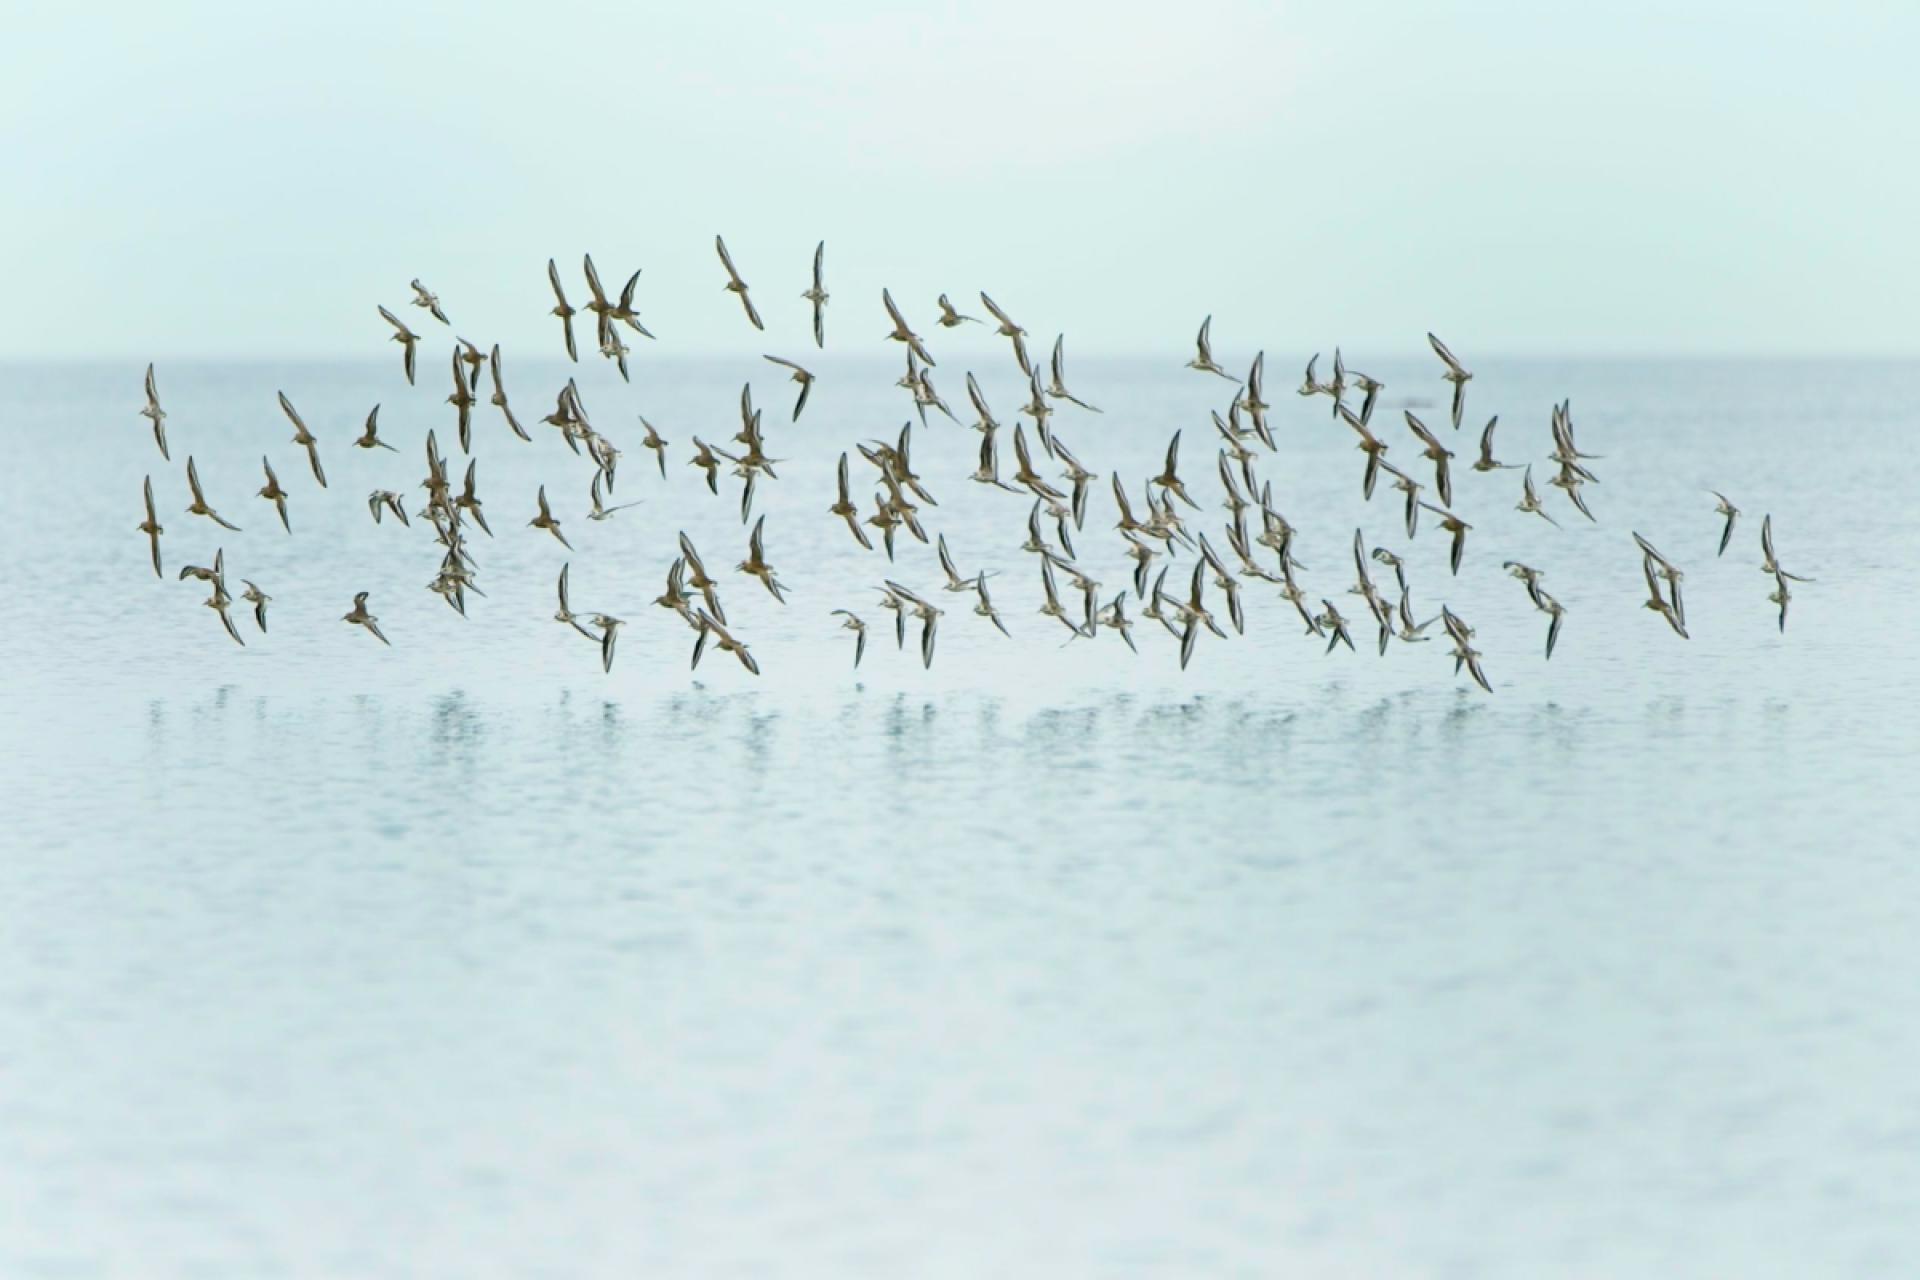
[4,0,1915,359]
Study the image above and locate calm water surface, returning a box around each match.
[2,354,1917,1277]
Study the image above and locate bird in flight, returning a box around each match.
[378,305,420,384]
[802,241,828,348]
[343,591,391,645]
[410,278,449,325]
[137,475,164,576]
[140,363,169,460]
[715,235,763,330]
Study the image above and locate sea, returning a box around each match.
[1,350,1916,1277]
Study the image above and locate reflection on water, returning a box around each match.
[5,358,1920,1277]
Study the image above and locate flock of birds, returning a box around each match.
[135,238,1812,689]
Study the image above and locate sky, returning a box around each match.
[3,0,1916,360]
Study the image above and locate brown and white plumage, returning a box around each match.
[1427,331,1471,430]
[882,288,936,365]
[343,591,391,645]
[529,484,572,549]
[378,305,420,384]
[802,241,828,348]
[715,235,763,330]
[1186,315,1238,381]
[763,354,816,421]
[138,475,164,576]
[547,258,579,362]
[276,391,328,487]
[410,278,448,325]
[184,456,241,530]
[140,363,170,460]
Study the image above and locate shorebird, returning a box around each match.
[1427,331,1471,429]
[1403,411,1456,506]
[1759,514,1810,581]
[410,278,448,324]
[969,428,1022,495]
[936,294,980,327]
[763,354,816,421]
[652,557,694,623]
[1767,569,1794,632]
[1096,592,1138,653]
[1634,532,1687,627]
[1516,465,1560,527]
[802,241,828,348]
[445,346,476,451]
[736,515,787,602]
[882,288,936,365]
[1240,352,1276,448]
[588,615,624,673]
[688,436,730,496]
[1641,553,1689,639]
[140,363,169,460]
[832,610,867,668]
[454,460,491,535]
[184,456,241,530]
[1151,430,1200,510]
[979,290,1026,340]
[529,484,572,549]
[1198,533,1246,634]
[715,235,763,330]
[1472,416,1518,472]
[240,580,271,633]
[1503,560,1547,608]
[137,475,164,576]
[1338,403,1390,500]
[487,345,531,442]
[1317,598,1356,654]
[1347,365,1384,426]
[1707,491,1741,556]
[353,404,398,452]
[1010,330,1034,380]
[343,591,390,644]
[546,258,579,361]
[1045,335,1100,412]
[607,267,654,340]
[203,572,245,647]
[1172,561,1229,668]
[693,609,760,675]
[275,392,328,487]
[1298,353,1325,398]
[1395,589,1439,644]
[1017,365,1053,438]
[1420,503,1473,575]
[587,470,642,521]
[633,414,668,478]
[936,533,986,594]
[177,547,222,587]
[368,489,410,526]
[1037,557,1082,637]
[1187,315,1238,380]
[1536,589,1567,659]
[1441,607,1492,691]
[825,452,873,550]
[1549,459,1597,523]
[373,305,422,385]
[884,581,944,668]
[241,458,286,533]
[454,338,485,395]
[967,575,1011,639]
[552,563,594,639]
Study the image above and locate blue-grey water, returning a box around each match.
[3,351,1917,1277]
